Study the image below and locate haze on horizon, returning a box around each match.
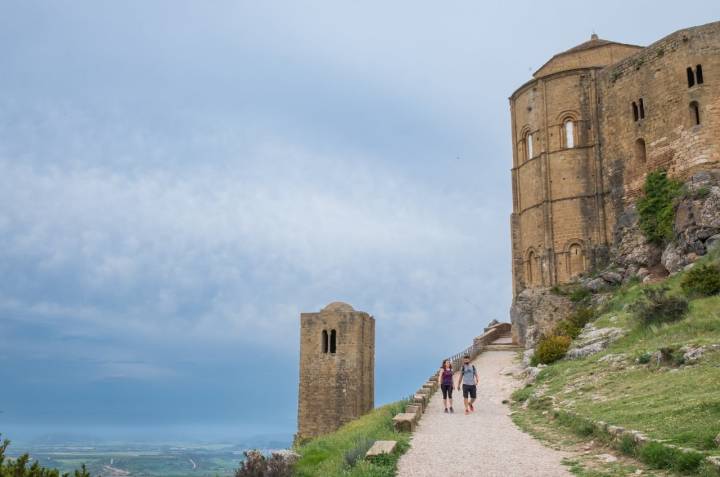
[1,1,719,444]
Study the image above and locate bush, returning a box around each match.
[555,307,594,339]
[235,450,296,477]
[632,287,689,325]
[681,264,720,297]
[569,287,591,303]
[343,438,373,467]
[535,335,572,364]
[555,320,581,339]
[637,170,682,245]
[637,352,652,364]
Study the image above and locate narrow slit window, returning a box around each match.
[687,67,695,88]
[330,330,337,354]
[322,330,328,353]
[639,98,645,119]
[690,101,700,125]
[632,102,639,121]
[564,119,575,148]
[696,64,704,84]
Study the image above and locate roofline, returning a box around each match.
[532,40,644,78]
[509,66,604,101]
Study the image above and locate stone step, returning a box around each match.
[483,344,523,352]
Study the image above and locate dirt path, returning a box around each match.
[396,350,572,477]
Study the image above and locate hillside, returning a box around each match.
[512,249,720,476]
[292,400,410,477]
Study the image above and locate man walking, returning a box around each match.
[457,355,478,415]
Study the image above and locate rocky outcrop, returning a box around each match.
[660,171,720,273]
[566,324,625,359]
[510,288,573,347]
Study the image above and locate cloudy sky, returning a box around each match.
[1,1,718,443]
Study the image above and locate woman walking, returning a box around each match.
[438,359,454,413]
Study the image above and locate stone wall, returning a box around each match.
[296,302,374,441]
[508,21,720,300]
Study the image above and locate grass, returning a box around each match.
[293,400,410,477]
[513,250,720,474]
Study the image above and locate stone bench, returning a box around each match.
[405,404,422,421]
[365,440,397,460]
[392,413,417,432]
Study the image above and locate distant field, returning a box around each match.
[7,442,290,477]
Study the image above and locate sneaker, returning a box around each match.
[469,403,475,412]
[464,409,469,415]
[444,408,448,413]
[450,407,454,413]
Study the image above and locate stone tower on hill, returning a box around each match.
[296,302,374,441]
[509,22,720,297]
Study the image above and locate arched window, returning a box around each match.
[526,133,534,159]
[322,330,329,353]
[330,330,337,354]
[696,64,704,84]
[635,138,647,164]
[687,67,695,88]
[564,119,575,148]
[632,102,639,122]
[568,243,585,278]
[690,101,700,126]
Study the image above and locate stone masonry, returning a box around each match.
[510,22,720,297]
[296,302,374,441]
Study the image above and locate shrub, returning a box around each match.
[236,450,296,477]
[555,320,581,339]
[343,438,373,467]
[535,335,572,364]
[569,287,591,303]
[637,170,682,245]
[681,264,720,297]
[637,352,652,364]
[632,287,688,325]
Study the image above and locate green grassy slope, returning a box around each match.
[515,251,720,474]
[293,400,410,477]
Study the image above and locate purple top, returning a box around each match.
[441,368,453,385]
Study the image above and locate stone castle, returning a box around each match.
[296,302,375,441]
[510,21,720,299]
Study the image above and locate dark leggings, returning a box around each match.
[441,384,453,399]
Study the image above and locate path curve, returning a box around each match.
[397,350,571,477]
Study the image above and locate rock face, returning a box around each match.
[566,324,625,360]
[660,173,720,274]
[510,288,573,347]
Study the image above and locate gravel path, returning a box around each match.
[396,350,572,477]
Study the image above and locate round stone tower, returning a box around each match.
[296,302,375,441]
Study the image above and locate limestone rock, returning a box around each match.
[524,366,541,385]
[600,271,623,284]
[707,234,720,251]
[566,325,625,360]
[510,288,573,347]
[681,345,705,364]
[586,277,608,292]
